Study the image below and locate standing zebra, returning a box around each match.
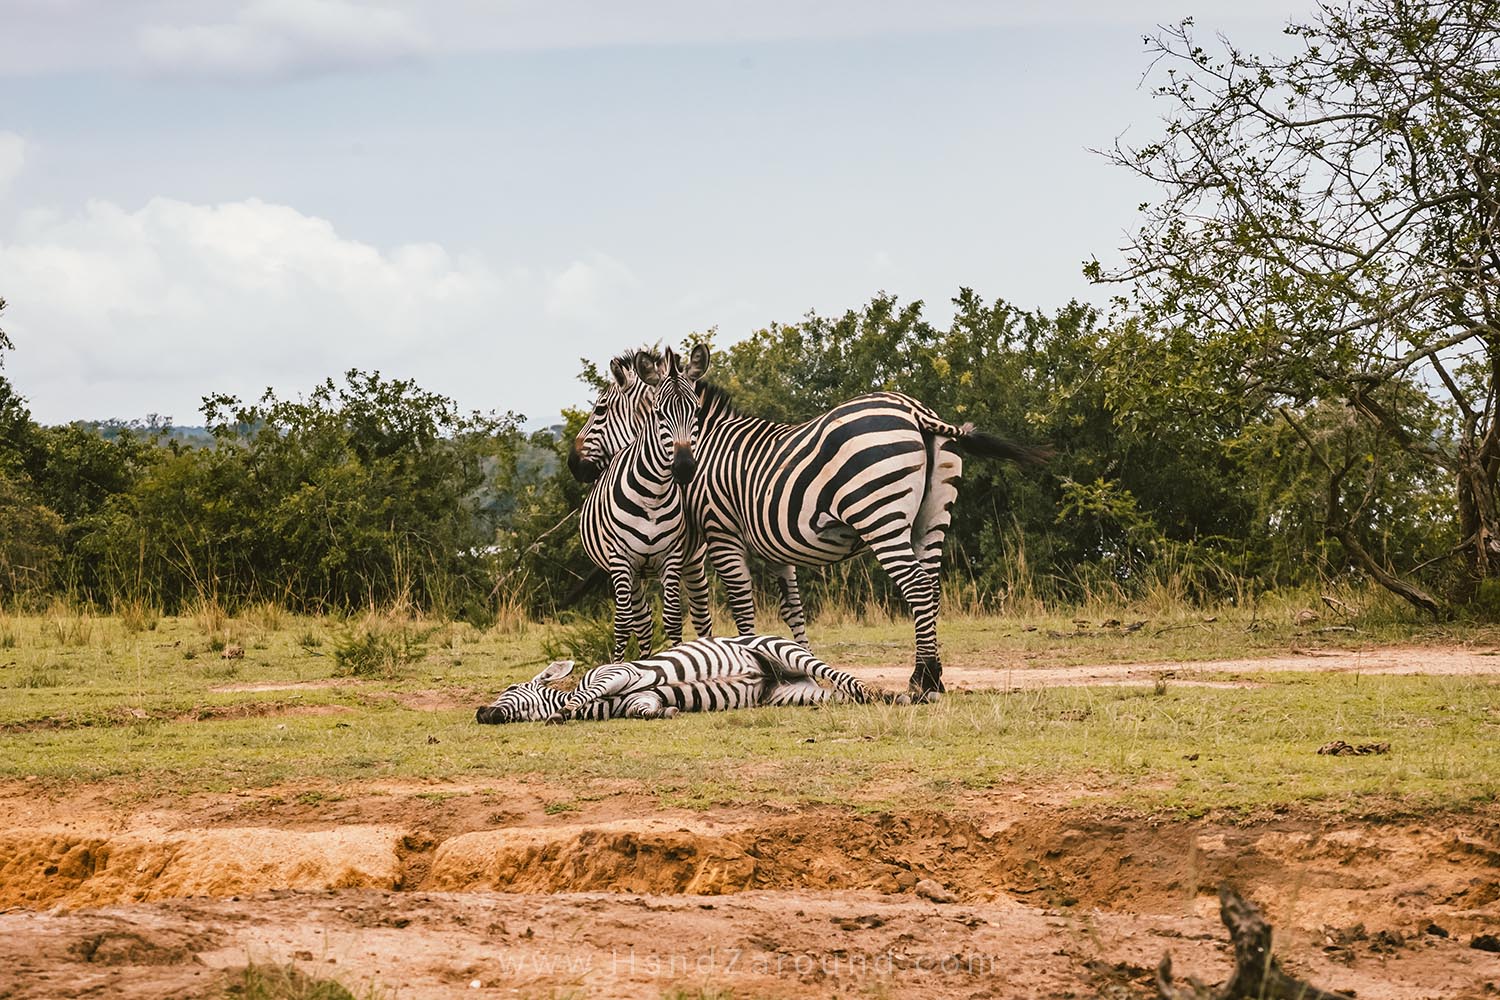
[474,634,886,724]
[573,343,1047,699]
[575,346,711,661]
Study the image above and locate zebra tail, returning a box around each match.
[907,405,1051,466]
[954,429,1053,466]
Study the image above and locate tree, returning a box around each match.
[1090,0,1500,610]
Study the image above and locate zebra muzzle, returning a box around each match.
[671,446,697,485]
[567,440,602,484]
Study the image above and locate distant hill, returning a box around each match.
[66,419,216,447]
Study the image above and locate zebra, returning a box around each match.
[473,634,891,724]
[573,346,712,661]
[573,343,1048,699]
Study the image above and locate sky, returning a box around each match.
[0,0,1308,428]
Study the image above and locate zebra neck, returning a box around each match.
[626,431,677,506]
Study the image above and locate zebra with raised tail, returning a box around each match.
[573,343,1049,699]
[473,634,891,724]
[573,346,712,661]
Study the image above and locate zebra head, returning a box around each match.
[634,345,710,486]
[475,660,575,724]
[568,349,659,484]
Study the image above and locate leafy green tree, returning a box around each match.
[1090,1,1500,610]
[81,371,519,613]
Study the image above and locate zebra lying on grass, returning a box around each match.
[474,634,902,724]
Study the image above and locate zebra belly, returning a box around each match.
[745,451,930,565]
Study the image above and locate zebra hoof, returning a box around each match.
[544,714,567,726]
[907,687,942,705]
[907,660,946,701]
[660,707,679,719]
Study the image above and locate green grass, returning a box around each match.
[0,608,1497,815]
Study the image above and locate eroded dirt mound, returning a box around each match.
[2,802,1496,938]
[430,820,754,895]
[0,826,402,910]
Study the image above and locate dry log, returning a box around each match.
[1157,885,1352,1000]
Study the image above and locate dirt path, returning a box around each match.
[847,644,1500,691]
[4,884,1490,1000]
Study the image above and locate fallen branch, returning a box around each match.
[1157,885,1352,1000]
[488,509,581,599]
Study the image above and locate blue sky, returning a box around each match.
[0,1,1303,427]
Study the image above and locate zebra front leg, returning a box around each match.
[561,665,639,718]
[628,576,654,656]
[660,546,686,650]
[706,534,758,637]
[682,535,714,639]
[608,563,636,662]
[773,564,811,649]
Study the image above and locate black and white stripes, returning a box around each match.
[573,347,711,660]
[474,634,882,724]
[683,366,1046,696]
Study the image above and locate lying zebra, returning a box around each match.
[475,634,900,724]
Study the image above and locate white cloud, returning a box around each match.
[0,196,639,423]
[137,0,428,81]
[544,253,639,323]
[0,0,1317,78]
[0,132,26,197]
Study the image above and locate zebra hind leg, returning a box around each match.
[748,636,883,704]
[865,539,945,700]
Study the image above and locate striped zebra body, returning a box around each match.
[679,346,1044,698]
[574,348,711,661]
[474,635,884,724]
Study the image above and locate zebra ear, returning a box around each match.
[635,350,662,387]
[534,660,575,684]
[609,358,633,387]
[685,343,711,381]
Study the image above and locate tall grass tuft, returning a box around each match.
[115,599,161,634]
[246,600,286,633]
[540,610,663,666]
[331,614,434,678]
[187,595,229,637]
[40,600,93,647]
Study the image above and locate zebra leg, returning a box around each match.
[660,546,686,650]
[913,437,963,602]
[866,538,945,699]
[629,576,654,656]
[773,564,811,648]
[706,534,759,636]
[562,665,638,717]
[747,635,873,703]
[761,678,836,706]
[607,562,636,662]
[621,691,678,720]
[682,535,714,639]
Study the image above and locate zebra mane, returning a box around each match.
[611,347,661,382]
[695,381,744,420]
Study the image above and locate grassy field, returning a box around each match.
[1,601,1498,816]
